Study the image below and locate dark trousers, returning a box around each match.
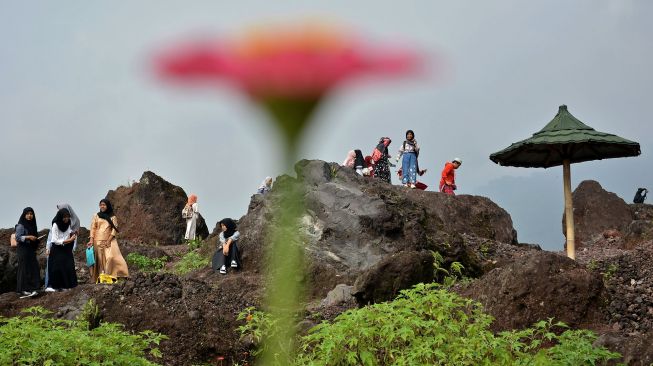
[212,243,241,270]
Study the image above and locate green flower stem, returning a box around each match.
[259,97,320,365]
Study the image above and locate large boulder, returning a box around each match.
[459,250,605,331]
[0,229,19,293]
[105,171,209,245]
[237,160,520,300]
[564,180,633,248]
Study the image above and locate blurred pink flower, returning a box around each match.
[155,24,421,99]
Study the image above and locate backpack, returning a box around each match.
[634,188,648,204]
[182,205,194,219]
[371,147,383,163]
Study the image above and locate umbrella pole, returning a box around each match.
[563,159,575,259]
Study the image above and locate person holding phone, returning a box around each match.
[47,208,78,291]
[15,207,41,298]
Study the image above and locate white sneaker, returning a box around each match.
[219,265,227,274]
[230,260,238,268]
[20,291,38,299]
[410,184,416,189]
[45,287,56,293]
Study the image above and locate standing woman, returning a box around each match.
[372,137,393,184]
[212,218,242,275]
[45,203,80,291]
[183,194,199,241]
[87,199,129,283]
[47,208,78,291]
[396,130,420,188]
[15,207,41,298]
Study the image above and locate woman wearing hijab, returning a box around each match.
[343,150,366,176]
[183,194,199,241]
[87,199,129,283]
[396,129,420,188]
[15,207,41,298]
[45,203,80,290]
[256,177,273,195]
[342,150,356,168]
[212,218,241,275]
[371,137,394,184]
[47,208,78,291]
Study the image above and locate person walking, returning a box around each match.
[440,158,462,195]
[15,207,41,298]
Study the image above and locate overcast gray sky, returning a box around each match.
[2,1,651,250]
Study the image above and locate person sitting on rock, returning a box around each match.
[257,176,273,195]
[46,208,78,292]
[213,218,242,275]
[396,129,420,188]
[183,194,199,241]
[343,150,366,175]
[87,199,129,284]
[440,158,462,195]
[15,207,41,298]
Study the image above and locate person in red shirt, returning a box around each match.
[439,158,462,195]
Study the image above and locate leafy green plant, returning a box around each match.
[602,263,619,281]
[174,250,209,275]
[237,306,295,360]
[587,260,599,271]
[126,253,169,273]
[0,307,167,365]
[431,251,465,286]
[240,284,622,365]
[186,238,203,251]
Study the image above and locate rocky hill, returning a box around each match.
[0,162,651,365]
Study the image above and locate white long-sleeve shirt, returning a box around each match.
[50,223,72,246]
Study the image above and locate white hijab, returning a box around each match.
[259,176,272,191]
[56,203,80,232]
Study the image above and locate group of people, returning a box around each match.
[182,194,242,276]
[343,129,462,195]
[14,199,129,298]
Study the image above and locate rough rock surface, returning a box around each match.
[565,180,633,248]
[105,171,209,245]
[237,160,519,300]
[459,250,605,331]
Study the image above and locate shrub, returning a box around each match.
[240,283,622,365]
[174,250,209,275]
[186,238,203,251]
[0,306,166,365]
[126,253,169,273]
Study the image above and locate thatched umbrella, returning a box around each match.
[490,105,640,259]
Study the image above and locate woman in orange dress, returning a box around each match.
[87,199,129,283]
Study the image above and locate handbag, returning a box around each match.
[182,205,194,219]
[10,233,17,247]
[86,247,96,267]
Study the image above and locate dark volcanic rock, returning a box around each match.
[459,250,605,331]
[353,250,434,306]
[0,229,19,293]
[237,160,520,300]
[594,331,653,366]
[105,171,209,245]
[565,180,632,248]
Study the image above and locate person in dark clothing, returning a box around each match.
[371,137,394,184]
[212,218,242,275]
[15,207,41,298]
[47,208,78,291]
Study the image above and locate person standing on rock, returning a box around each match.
[396,129,420,188]
[87,199,129,283]
[45,203,80,291]
[256,177,273,195]
[440,158,462,195]
[212,218,241,275]
[183,194,199,241]
[46,208,78,291]
[15,207,41,298]
[371,137,394,184]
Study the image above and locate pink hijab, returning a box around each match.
[188,194,198,205]
[342,150,356,168]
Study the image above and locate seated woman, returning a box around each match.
[257,177,273,195]
[87,199,129,283]
[15,207,41,298]
[47,208,78,291]
[212,218,242,275]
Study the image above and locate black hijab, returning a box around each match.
[17,207,38,236]
[53,208,71,232]
[354,149,365,167]
[219,218,237,239]
[98,199,119,232]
